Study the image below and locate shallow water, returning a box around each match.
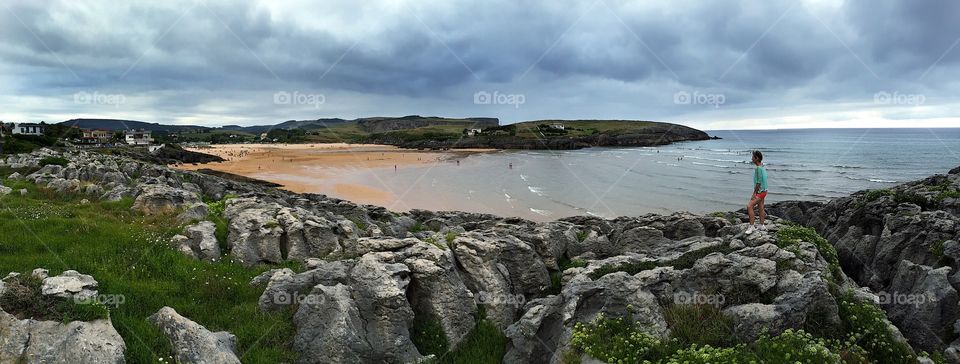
[339,128,960,221]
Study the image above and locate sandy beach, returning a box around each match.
[175,143,493,207]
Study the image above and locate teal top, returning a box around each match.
[754,165,768,192]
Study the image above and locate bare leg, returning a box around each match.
[747,198,756,225]
[758,198,766,225]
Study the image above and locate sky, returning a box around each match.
[0,0,958,130]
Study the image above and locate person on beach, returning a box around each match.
[746,150,768,233]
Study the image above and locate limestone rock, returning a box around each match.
[148,307,240,364]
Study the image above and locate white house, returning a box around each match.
[467,128,482,136]
[124,130,154,145]
[11,123,44,136]
[549,123,565,130]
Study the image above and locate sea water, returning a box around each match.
[347,128,960,221]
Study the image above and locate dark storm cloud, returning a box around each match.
[0,0,957,127]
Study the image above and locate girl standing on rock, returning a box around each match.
[746,150,768,234]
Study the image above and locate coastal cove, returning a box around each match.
[179,128,960,222]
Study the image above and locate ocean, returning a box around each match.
[341,128,960,221]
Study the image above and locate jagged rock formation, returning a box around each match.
[768,167,960,359]
[1,148,946,363]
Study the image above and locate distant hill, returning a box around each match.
[355,116,498,133]
[59,119,209,133]
[221,116,497,134]
[221,118,354,133]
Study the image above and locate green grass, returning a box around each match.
[205,194,237,252]
[412,315,449,356]
[663,304,735,348]
[0,179,297,363]
[421,308,508,364]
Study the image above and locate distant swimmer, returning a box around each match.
[457,160,460,166]
[509,163,513,169]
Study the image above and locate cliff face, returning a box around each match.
[767,168,960,357]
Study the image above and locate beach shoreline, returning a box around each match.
[174,143,495,207]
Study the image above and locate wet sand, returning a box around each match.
[175,143,492,207]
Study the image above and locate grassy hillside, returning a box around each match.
[0,166,298,363]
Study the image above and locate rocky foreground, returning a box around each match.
[0,148,958,363]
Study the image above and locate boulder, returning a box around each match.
[132,184,201,215]
[0,185,11,196]
[148,307,240,364]
[41,270,98,301]
[0,309,126,363]
[173,221,221,261]
[294,253,421,363]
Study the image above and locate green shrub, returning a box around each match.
[445,232,459,244]
[588,260,658,280]
[776,225,842,282]
[570,314,668,363]
[39,156,70,167]
[865,189,895,202]
[558,257,588,271]
[0,136,39,154]
[838,291,916,364]
[576,230,589,242]
[588,244,733,280]
[409,222,427,233]
[749,329,843,363]
[930,240,946,258]
[665,344,754,363]
[894,191,930,207]
[936,190,960,201]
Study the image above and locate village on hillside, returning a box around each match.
[0,122,156,154]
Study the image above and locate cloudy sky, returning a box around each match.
[1,0,958,130]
